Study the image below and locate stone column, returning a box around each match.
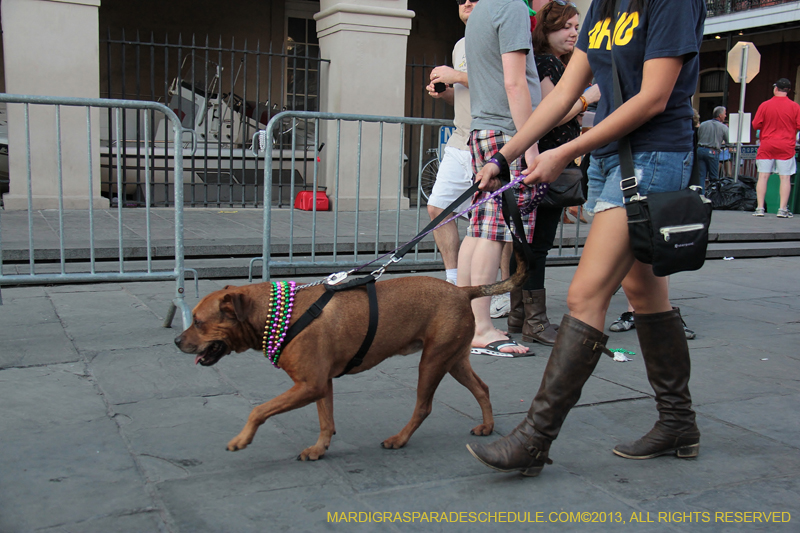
[315,0,414,211]
[2,0,107,210]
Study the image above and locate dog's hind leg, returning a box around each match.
[448,357,494,436]
[227,382,324,452]
[381,352,449,450]
[298,379,335,461]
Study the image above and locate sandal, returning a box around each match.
[470,340,533,358]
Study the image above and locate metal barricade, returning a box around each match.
[248,111,584,280]
[0,93,195,329]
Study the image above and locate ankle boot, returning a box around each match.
[521,289,558,346]
[467,315,611,476]
[613,308,700,460]
[507,288,524,334]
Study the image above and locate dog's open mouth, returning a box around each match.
[194,340,229,366]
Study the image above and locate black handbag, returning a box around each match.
[611,7,712,277]
[623,183,712,276]
[540,167,585,208]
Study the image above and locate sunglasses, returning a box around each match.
[553,0,578,7]
[456,0,478,5]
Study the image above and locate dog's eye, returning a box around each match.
[193,319,203,329]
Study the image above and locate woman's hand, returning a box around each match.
[523,144,539,172]
[477,161,502,191]
[478,143,541,191]
[522,146,574,186]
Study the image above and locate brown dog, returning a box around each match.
[174,251,527,461]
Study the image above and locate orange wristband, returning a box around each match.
[579,95,589,113]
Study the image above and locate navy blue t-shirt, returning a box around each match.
[576,0,706,158]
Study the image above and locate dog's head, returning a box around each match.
[174,285,255,366]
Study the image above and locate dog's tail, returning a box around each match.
[462,240,530,301]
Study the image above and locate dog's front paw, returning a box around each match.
[297,445,327,461]
[227,435,252,452]
[380,435,408,449]
[470,423,494,436]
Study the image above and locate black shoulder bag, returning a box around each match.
[539,166,585,208]
[611,2,712,277]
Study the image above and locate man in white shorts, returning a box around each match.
[752,78,800,218]
[425,0,475,285]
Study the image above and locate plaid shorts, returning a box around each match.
[467,130,547,243]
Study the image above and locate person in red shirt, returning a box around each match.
[752,78,800,218]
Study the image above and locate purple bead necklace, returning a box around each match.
[261,281,297,368]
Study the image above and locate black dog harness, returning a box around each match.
[281,274,379,378]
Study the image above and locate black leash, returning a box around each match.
[394,181,481,260]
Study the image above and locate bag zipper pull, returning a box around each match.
[660,223,706,242]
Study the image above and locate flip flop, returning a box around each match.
[470,340,533,358]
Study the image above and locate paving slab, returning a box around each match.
[91,344,238,405]
[0,365,153,532]
[0,293,79,368]
[48,287,174,353]
[114,394,303,483]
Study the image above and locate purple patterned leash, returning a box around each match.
[300,175,548,289]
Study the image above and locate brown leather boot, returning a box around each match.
[467,315,610,476]
[521,289,558,346]
[507,288,524,334]
[613,308,700,460]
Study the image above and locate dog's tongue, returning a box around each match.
[195,354,202,365]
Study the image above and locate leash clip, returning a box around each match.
[370,266,387,280]
[326,271,350,285]
[369,255,401,281]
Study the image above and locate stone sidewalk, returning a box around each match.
[1,253,799,532]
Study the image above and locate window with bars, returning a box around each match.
[286,14,320,112]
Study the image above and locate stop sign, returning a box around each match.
[727,42,761,83]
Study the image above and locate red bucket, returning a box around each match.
[294,191,329,211]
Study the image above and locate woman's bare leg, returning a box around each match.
[566,207,670,330]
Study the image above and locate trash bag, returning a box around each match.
[707,177,757,211]
[737,174,757,187]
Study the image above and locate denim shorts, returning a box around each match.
[585,151,694,215]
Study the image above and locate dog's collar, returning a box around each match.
[262,281,297,367]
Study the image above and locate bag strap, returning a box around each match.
[610,0,639,204]
[611,0,700,201]
[500,179,536,267]
[493,156,537,267]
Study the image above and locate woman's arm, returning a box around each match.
[526,55,684,184]
[554,83,600,127]
[540,78,601,128]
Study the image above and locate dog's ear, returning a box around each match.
[220,292,250,322]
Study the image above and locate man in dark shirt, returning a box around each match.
[696,106,729,188]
